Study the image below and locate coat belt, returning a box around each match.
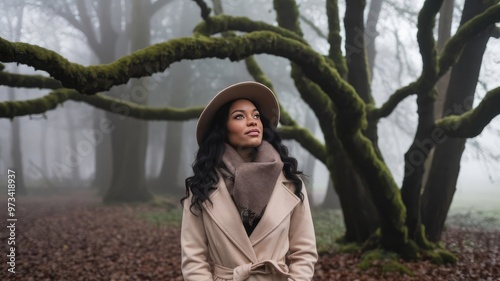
[214,258,295,281]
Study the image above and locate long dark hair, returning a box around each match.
[181,99,304,214]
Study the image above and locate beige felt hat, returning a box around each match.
[196,81,280,145]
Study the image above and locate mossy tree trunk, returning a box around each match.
[275,0,380,243]
[421,0,495,242]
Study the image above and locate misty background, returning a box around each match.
[0,0,498,209]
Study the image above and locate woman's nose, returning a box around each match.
[247,119,256,126]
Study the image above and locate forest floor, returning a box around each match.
[0,189,499,281]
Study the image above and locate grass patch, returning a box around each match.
[140,207,183,228]
[446,209,500,230]
[139,206,346,253]
[311,208,345,253]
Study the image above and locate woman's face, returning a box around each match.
[226,99,263,150]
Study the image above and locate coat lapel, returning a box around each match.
[202,179,257,262]
[249,173,301,245]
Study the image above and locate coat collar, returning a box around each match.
[202,172,300,262]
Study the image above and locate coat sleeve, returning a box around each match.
[180,197,213,281]
[287,187,318,281]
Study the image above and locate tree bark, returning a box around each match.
[103,0,153,202]
[366,0,383,79]
[8,87,27,196]
[422,0,494,242]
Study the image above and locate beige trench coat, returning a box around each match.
[181,172,318,281]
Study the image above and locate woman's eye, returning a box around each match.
[254,113,260,119]
[235,114,244,120]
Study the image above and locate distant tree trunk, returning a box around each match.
[434,0,454,119]
[302,110,317,178]
[92,110,112,192]
[320,180,340,209]
[9,87,27,196]
[64,103,81,187]
[7,2,27,195]
[156,2,197,197]
[366,0,383,78]
[91,1,122,191]
[422,0,494,242]
[156,62,190,197]
[103,0,152,203]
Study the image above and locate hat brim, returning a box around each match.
[196,81,280,145]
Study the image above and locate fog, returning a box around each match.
[0,0,498,209]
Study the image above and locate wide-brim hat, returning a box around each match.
[196,81,280,145]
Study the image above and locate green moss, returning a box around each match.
[425,248,458,264]
[358,249,413,276]
[416,225,434,249]
[336,242,360,254]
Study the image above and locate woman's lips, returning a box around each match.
[246,129,260,136]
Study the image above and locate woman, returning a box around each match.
[181,81,318,281]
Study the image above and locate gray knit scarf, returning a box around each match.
[219,140,284,228]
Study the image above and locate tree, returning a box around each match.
[1,0,500,263]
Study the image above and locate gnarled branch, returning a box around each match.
[436,86,500,138]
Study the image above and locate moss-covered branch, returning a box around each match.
[0,89,74,118]
[0,32,362,123]
[326,0,347,77]
[416,0,442,91]
[0,71,63,89]
[244,56,297,127]
[278,125,326,164]
[273,0,337,144]
[439,4,500,77]
[436,86,500,138]
[193,15,306,44]
[368,82,417,120]
[0,88,203,120]
[371,3,500,121]
[204,5,300,129]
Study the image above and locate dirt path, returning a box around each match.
[0,191,498,280]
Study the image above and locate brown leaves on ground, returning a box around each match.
[0,191,499,281]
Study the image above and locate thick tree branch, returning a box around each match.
[344,0,372,101]
[439,4,500,77]
[372,3,500,121]
[326,0,347,77]
[278,125,326,165]
[244,56,297,127]
[273,0,303,36]
[0,32,362,119]
[192,0,212,21]
[416,0,442,92]
[0,88,204,120]
[436,86,500,138]
[193,15,306,44]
